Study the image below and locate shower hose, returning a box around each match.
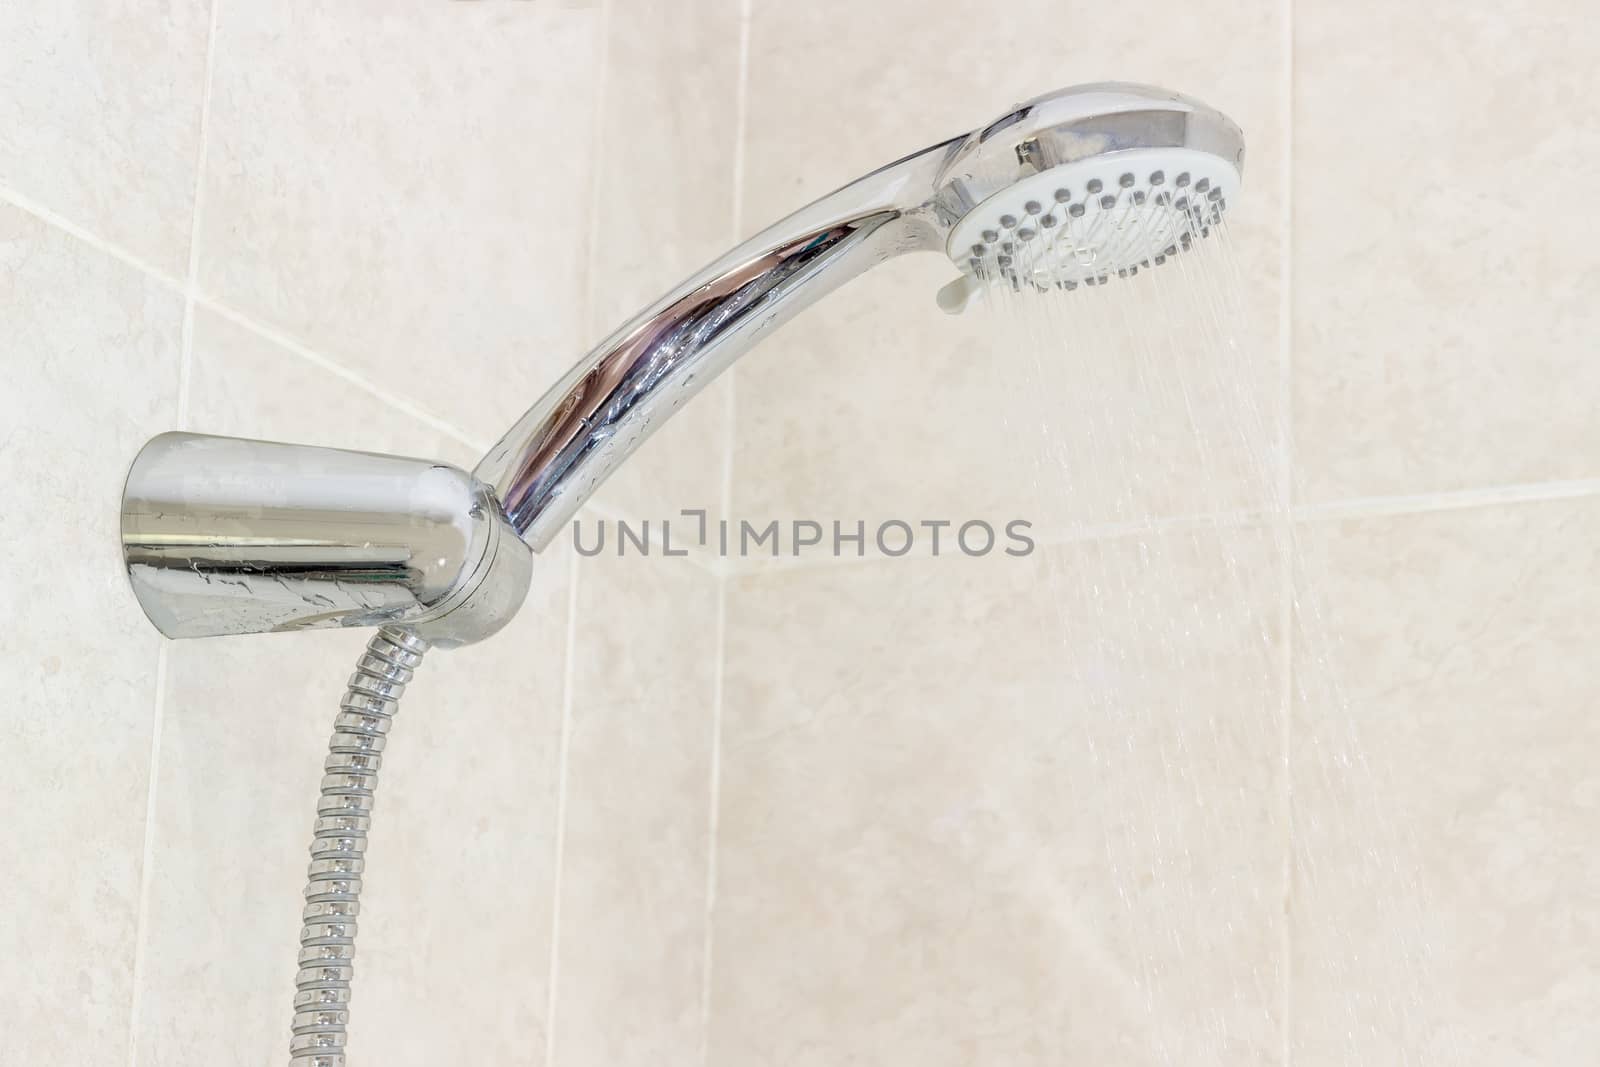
[288,626,429,1067]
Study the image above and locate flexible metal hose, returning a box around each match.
[289,626,429,1067]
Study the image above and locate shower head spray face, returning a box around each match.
[930,83,1245,310]
[948,148,1239,292]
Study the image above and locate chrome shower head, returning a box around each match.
[120,82,1245,647]
[928,83,1245,308]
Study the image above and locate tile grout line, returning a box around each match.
[577,0,615,350]
[193,294,492,453]
[174,0,222,432]
[128,2,221,1062]
[0,184,185,291]
[700,4,753,1060]
[124,641,170,1067]
[728,0,751,248]
[543,547,582,1067]
[698,568,729,1067]
[1293,477,1600,521]
[1278,0,1295,1061]
[545,5,615,1061]
[685,471,1600,581]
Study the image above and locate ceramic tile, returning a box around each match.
[585,0,740,531]
[132,307,572,1065]
[549,548,719,1067]
[0,0,212,276]
[1292,3,1600,502]
[197,1,600,442]
[1289,499,1600,1064]
[0,204,182,1062]
[710,527,1287,1066]
[729,0,1286,537]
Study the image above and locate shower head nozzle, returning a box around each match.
[929,83,1245,310]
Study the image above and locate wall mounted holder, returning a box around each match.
[121,432,531,648]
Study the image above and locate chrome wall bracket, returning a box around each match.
[121,433,532,648]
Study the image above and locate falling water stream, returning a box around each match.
[974,211,1445,1064]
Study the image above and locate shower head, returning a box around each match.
[120,82,1244,647]
[931,83,1244,307]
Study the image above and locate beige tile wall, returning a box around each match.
[3,1,1596,1065]
[1287,499,1600,1065]
[710,535,1288,1066]
[1292,2,1600,503]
